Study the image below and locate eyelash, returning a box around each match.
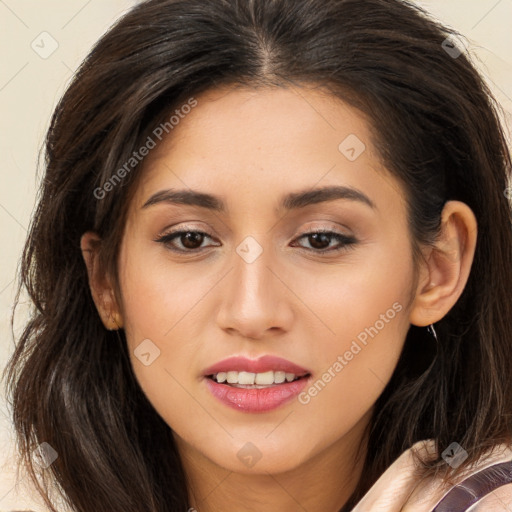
[154,227,357,255]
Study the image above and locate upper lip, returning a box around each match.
[203,355,310,377]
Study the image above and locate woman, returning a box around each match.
[3,0,512,510]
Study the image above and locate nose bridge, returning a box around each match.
[216,233,292,337]
[232,234,274,305]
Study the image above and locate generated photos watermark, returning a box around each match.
[134,338,161,366]
[32,442,58,469]
[94,97,198,200]
[441,442,469,469]
[237,441,263,468]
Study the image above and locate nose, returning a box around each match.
[215,236,294,340]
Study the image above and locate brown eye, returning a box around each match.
[179,231,206,250]
[292,230,357,253]
[154,230,219,252]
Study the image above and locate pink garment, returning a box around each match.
[352,440,512,511]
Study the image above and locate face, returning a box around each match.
[115,84,417,476]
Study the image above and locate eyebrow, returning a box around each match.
[141,185,376,212]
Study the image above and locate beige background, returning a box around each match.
[1,0,511,510]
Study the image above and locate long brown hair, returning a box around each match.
[3,0,512,510]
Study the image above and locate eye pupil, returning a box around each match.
[182,232,204,249]
[309,233,331,249]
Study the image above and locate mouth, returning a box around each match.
[202,356,312,412]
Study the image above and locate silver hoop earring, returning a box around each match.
[427,323,438,343]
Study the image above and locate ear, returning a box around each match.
[409,200,477,327]
[80,231,123,330]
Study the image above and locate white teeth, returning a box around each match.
[238,371,255,385]
[255,370,274,385]
[212,370,303,385]
[226,371,238,384]
[274,371,286,384]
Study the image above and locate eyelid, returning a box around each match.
[156,223,216,238]
[297,220,354,235]
[155,221,352,241]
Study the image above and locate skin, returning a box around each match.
[81,84,477,512]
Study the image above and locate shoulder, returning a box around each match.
[425,449,512,512]
[352,440,512,512]
[467,482,512,510]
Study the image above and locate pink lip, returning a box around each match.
[202,355,310,376]
[205,377,310,413]
[203,355,311,413]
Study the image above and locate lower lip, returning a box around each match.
[205,376,310,413]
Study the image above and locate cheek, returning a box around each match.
[293,242,414,417]
[117,245,234,420]
[119,245,209,343]
[298,238,414,358]
[119,269,198,387]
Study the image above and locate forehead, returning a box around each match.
[145,84,371,158]
[128,84,403,218]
